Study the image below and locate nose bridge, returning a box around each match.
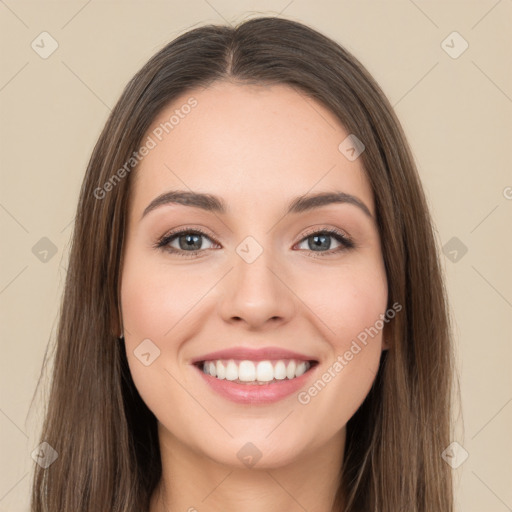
[219,239,295,327]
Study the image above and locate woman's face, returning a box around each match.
[120,81,388,468]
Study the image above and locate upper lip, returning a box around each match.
[190,347,319,364]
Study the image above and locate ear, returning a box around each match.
[381,337,389,351]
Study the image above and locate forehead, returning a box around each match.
[129,81,374,220]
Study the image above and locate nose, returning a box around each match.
[218,248,297,330]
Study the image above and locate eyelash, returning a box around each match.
[154,226,355,259]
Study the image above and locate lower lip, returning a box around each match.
[193,363,318,404]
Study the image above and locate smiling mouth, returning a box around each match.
[193,358,319,385]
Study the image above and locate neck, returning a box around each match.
[150,424,346,512]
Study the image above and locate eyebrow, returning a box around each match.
[140,189,373,220]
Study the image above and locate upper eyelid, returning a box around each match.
[161,227,218,245]
[299,225,350,239]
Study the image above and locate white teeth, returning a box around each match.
[225,360,238,381]
[295,361,307,377]
[256,361,274,382]
[238,361,256,382]
[274,361,287,380]
[216,360,225,379]
[201,358,313,383]
[286,360,296,379]
[207,361,216,377]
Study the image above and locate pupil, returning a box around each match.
[180,233,201,250]
[310,234,330,251]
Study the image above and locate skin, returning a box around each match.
[119,81,388,512]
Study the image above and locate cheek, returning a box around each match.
[296,260,388,345]
[120,259,198,428]
[119,243,235,410]
[291,261,387,420]
[120,254,210,338]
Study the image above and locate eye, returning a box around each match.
[294,227,354,256]
[154,226,355,258]
[155,227,218,258]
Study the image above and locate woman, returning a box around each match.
[31,16,455,512]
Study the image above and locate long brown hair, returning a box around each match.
[30,16,456,511]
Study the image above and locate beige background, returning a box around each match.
[1,1,511,510]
